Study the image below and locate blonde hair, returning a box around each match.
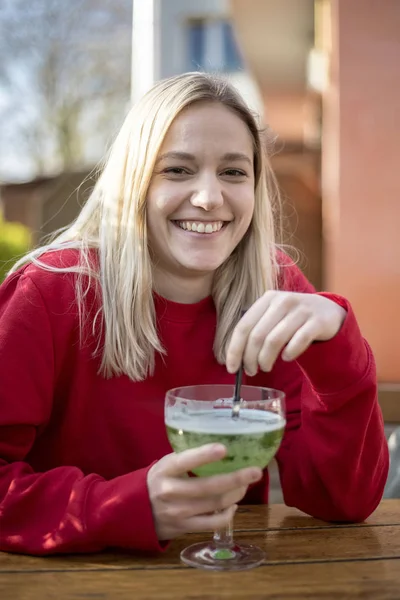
[11,72,280,381]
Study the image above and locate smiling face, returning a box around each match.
[146,101,256,300]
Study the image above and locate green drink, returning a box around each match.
[166,407,285,477]
[165,385,286,571]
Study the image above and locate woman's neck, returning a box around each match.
[152,268,214,304]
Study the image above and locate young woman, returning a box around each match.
[0,72,388,555]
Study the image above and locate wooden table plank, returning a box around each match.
[235,500,400,531]
[1,524,400,572]
[1,559,399,600]
[1,501,400,573]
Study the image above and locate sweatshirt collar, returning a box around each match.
[153,291,215,323]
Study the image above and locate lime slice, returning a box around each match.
[213,548,236,560]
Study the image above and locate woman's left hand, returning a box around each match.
[226,291,347,376]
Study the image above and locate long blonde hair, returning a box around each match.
[11,72,280,381]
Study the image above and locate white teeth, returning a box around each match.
[177,221,224,234]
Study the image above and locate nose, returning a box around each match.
[190,175,224,211]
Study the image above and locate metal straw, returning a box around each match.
[231,363,243,420]
[231,309,246,420]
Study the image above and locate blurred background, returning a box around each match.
[0,0,399,493]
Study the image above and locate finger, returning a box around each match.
[257,308,309,372]
[281,320,320,361]
[162,466,262,501]
[186,504,239,533]
[162,444,227,477]
[241,300,301,376]
[174,486,248,520]
[226,292,276,373]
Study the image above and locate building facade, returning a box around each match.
[131,0,263,113]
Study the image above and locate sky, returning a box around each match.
[0,0,133,184]
[0,87,36,183]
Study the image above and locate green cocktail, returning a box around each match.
[164,384,286,572]
[166,407,285,476]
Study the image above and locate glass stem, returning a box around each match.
[213,516,234,549]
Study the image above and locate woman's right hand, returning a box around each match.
[147,444,263,541]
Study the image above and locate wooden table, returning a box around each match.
[1,500,400,599]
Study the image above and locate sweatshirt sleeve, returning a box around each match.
[0,271,163,555]
[263,257,388,522]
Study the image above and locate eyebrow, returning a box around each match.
[223,152,253,165]
[156,152,195,163]
[156,151,252,165]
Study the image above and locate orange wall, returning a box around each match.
[322,0,400,382]
[263,92,307,143]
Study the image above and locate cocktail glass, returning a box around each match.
[165,384,286,571]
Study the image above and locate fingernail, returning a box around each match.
[229,504,239,516]
[250,469,262,482]
[211,443,226,453]
[245,369,255,377]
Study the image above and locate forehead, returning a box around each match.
[160,102,254,155]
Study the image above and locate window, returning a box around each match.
[187,19,243,72]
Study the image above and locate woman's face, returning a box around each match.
[147,101,255,285]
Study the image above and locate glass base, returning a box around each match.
[180,541,265,571]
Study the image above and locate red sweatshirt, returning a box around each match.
[0,250,388,555]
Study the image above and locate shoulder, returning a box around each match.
[275,248,316,293]
[0,249,102,374]
[2,248,98,317]
[24,247,98,278]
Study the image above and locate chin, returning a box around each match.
[184,264,221,274]
[179,259,224,274]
